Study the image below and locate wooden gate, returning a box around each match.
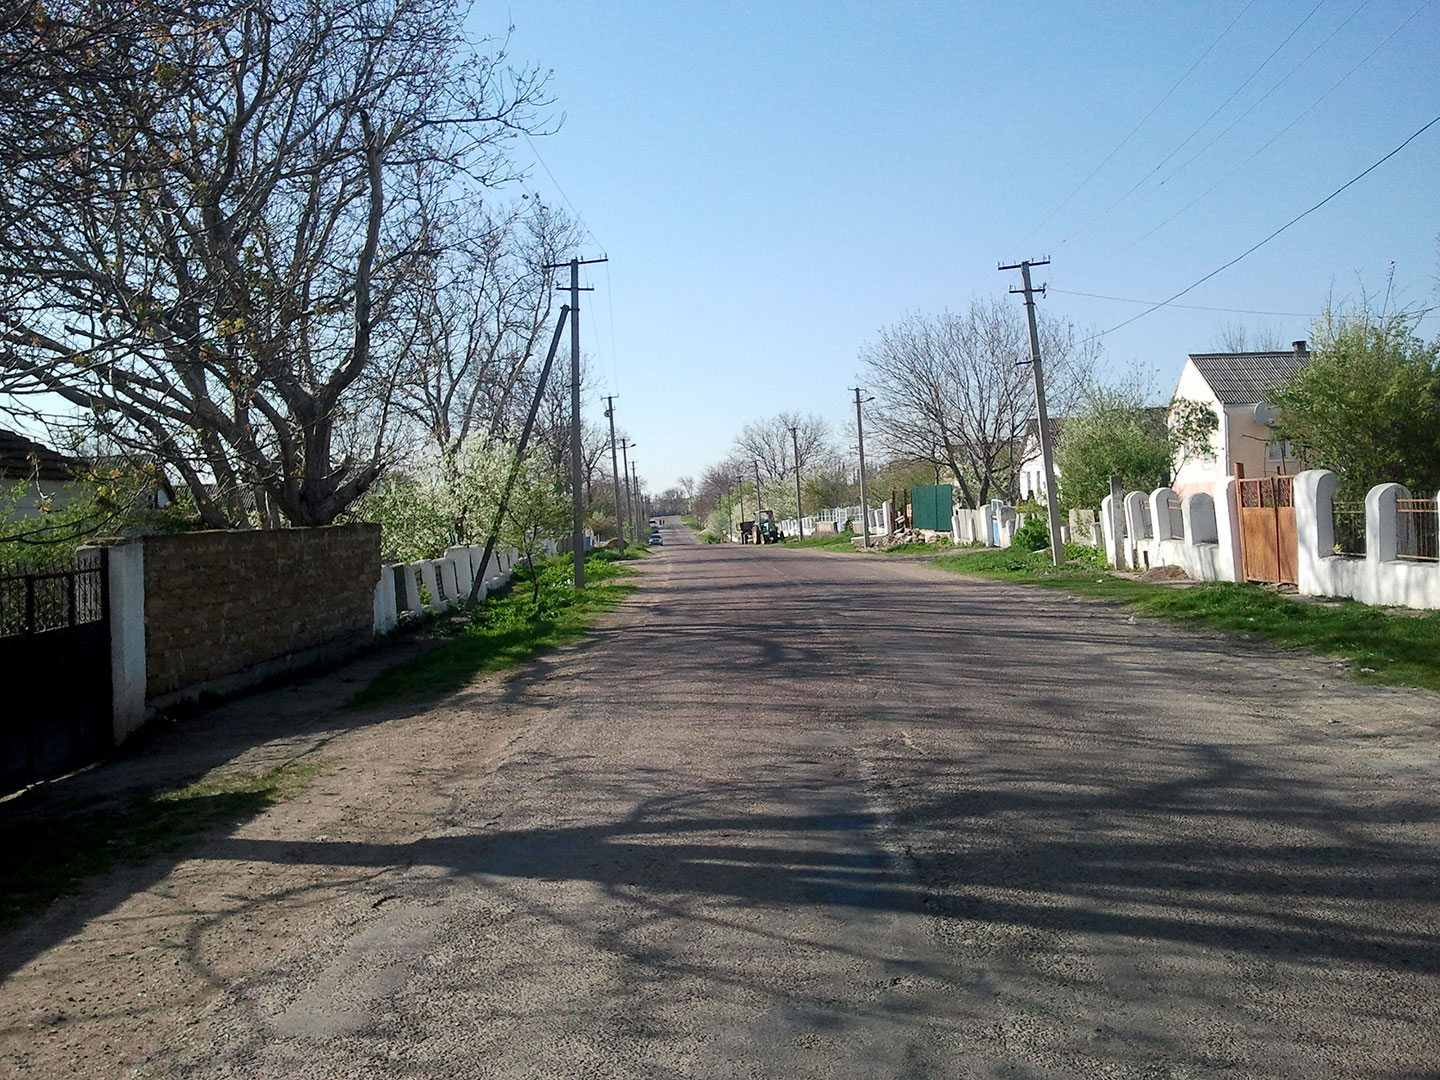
[0,550,112,792]
[1236,475,1298,585]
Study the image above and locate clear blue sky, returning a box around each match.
[487,1,1440,493]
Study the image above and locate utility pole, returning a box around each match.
[619,437,635,549]
[789,425,804,539]
[851,386,874,549]
[631,459,642,542]
[753,460,764,513]
[603,395,624,548]
[543,254,607,587]
[735,475,746,542]
[463,306,570,607]
[1000,257,1064,567]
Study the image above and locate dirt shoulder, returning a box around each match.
[0,625,560,1077]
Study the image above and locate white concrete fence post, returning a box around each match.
[446,546,474,595]
[103,540,147,744]
[373,566,399,635]
[1367,482,1407,565]
[1150,487,1179,541]
[1293,469,1337,598]
[1181,492,1217,545]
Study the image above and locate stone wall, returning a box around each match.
[142,524,380,702]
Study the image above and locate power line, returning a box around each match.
[1061,0,1326,247]
[604,261,620,396]
[1092,110,1440,340]
[1010,0,1257,252]
[1075,0,1433,275]
[1147,0,1376,202]
[1049,289,1317,317]
[521,130,603,253]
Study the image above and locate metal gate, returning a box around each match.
[1236,476,1298,585]
[0,549,112,791]
[910,485,953,532]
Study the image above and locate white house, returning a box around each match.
[1170,341,1308,498]
[0,429,86,518]
[1016,417,1062,502]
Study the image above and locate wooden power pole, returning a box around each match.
[789,425,804,539]
[1000,257,1064,567]
[851,386,874,549]
[604,395,624,548]
[543,254,607,587]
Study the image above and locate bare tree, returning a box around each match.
[695,458,747,519]
[733,412,833,487]
[390,200,580,464]
[861,298,1096,507]
[0,0,550,527]
[1211,321,1286,353]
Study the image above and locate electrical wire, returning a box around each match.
[1049,289,1316,317]
[1091,111,1440,340]
[1061,0,1327,247]
[604,261,620,396]
[521,129,604,253]
[1010,0,1257,253]
[1074,0,1433,276]
[1147,0,1374,200]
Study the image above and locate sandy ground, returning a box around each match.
[1,522,1437,1078]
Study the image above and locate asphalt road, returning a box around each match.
[84,522,1440,1075]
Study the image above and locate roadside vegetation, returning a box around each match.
[2,759,323,927]
[930,547,1440,692]
[350,548,642,708]
[780,534,856,552]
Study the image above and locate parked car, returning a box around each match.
[648,532,663,545]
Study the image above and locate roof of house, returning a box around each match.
[0,429,77,483]
[1024,417,1064,445]
[1187,347,1306,406]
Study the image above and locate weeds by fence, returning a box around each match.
[1332,501,1366,557]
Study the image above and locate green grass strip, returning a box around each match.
[2,758,324,926]
[349,548,641,709]
[780,534,858,552]
[929,547,1440,692]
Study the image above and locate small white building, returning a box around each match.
[1016,418,1062,502]
[0,429,86,518]
[1170,341,1308,498]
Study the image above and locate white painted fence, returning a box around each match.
[1098,481,1243,582]
[1294,471,1440,609]
[1095,471,1440,610]
[373,539,551,634]
[777,500,892,540]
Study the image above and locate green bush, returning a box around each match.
[1010,516,1051,553]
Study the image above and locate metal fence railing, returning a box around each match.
[1166,497,1184,539]
[0,550,107,638]
[1396,498,1439,562]
[1332,501,1366,557]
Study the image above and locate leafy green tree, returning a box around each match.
[1054,387,1173,510]
[488,454,571,604]
[0,459,197,573]
[1272,306,1440,498]
[349,476,454,564]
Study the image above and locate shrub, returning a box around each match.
[1010,516,1051,553]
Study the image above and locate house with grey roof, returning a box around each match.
[0,429,86,518]
[1170,340,1308,496]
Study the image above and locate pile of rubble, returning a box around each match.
[852,527,949,551]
